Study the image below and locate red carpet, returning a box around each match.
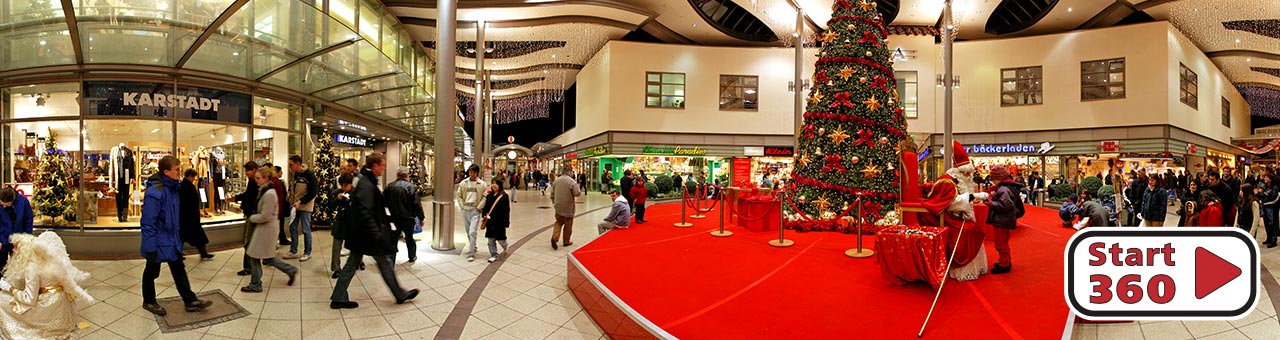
[570,202,1075,339]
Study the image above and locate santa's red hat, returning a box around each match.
[952,141,971,167]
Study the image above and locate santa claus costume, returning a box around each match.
[918,141,989,281]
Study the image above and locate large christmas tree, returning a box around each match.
[312,129,339,225]
[784,0,907,233]
[33,129,77,225]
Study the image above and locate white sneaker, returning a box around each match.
[340,249,350,256]
[487,257,497,263]
[282,252,300,259]
[300,255,311,262]
[467,255,475,262]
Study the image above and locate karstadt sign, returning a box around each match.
[124,92,222,111]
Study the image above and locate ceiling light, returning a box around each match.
[233,52,239,56]
[692,24,697,28]
[1067,7,1072,12]
[322,122,328,125]
[551,54,556,59]
[466,48,476,53]
[1236,38,1241,43]
[1248,58,1252,62]
[150,128,160,134]
[210,130,216,138]
[305,117,313,121]
[38,40,45,46]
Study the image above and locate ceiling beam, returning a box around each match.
[398,15,639,30]
[309,71,400,96]
[455,63,584,76]
[58,0,82,64]
[380,0,658,18]
[256,39,357,82]
[176,0,251,69]
[331,84,416,102]
[1207,50,1280,62]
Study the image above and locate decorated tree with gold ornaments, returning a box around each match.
[32,128,77,224]
[785,0,906,233]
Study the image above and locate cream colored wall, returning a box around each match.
[554,43,612,146]
[601,41,817,135]
[886,35,941,133]
[1165,25,1252,144]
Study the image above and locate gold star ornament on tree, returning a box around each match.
[813,196,833,214]
[828,126,851,144]
[860,162,882,179]
[863,95,882,110]
[797,153,812,167]
[858,0,875,10]
[837,67,856,80]
[821,32,839,44]
[808,90,824,106]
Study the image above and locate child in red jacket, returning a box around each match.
[631,179,648,224]
[1198,191,1224,227]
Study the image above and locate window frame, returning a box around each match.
[718,74,758,111]
[894,70,918,119]
[1222,97,1230,128]
[645,71,686,109]
[1000,66,1043,107]
[1179,63,1198,110]
[1080,58,1126,101]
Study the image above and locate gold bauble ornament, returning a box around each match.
[851,156,859,164]
[879,136,889,145]
[818,127,826,135]
[847,24,856,30]
[859,77,867,83]
[865,51,873,57]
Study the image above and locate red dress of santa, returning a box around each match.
[918,142,986,267]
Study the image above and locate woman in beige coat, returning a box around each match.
[242,167,297,293]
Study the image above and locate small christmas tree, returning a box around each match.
[312,130,339,225]
[785,0,906,233]
[409,141,430,196]
[32,129,76,225]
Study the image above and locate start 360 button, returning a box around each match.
[1065,228,1260,320]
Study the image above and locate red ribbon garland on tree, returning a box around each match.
[834,0,853,10]
[871,75,890,93]
[804,112,908,138]
[858,31,882,47]
[828,16,889,37]
[816,57,895,84]
[790,173,900,201]
[822,154,848,173]
[815,70,830,85]
[802,124,817,139]
[853,128,875,147]
[830,92,856,108]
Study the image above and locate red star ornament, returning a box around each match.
[831,92,857,109]
[858,31,881,47]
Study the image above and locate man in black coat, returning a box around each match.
[620,170,634,210]
[179,169,212,259]
[385,168,424,262]
[230,161,260,276]
[1027,172,1045,206]
[330,153,419,310]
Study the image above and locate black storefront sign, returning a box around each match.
[764,146,794,156]
[83,81,252,123]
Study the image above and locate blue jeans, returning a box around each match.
[249,257,297,290]
[330,252,407,302]
[290,210,313,255]
[461,209,482,255]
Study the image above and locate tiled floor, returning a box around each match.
[1077,220,1280,340]
[70,190,620,340]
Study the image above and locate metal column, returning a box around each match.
[942,0,955,170]
[431,0,458,251]
[475,21,487,176]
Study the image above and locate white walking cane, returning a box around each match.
[918,219,967,338]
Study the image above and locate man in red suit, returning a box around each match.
[919,141,990,281]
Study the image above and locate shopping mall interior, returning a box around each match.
[0,0,1278,339]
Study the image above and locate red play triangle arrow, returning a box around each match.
[1196,247,1242,299]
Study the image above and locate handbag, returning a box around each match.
[479,194,505,230]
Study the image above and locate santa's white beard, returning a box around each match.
[947,164,977,195]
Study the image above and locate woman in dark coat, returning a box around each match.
[481,179,510,263]
[1177,181,1201,227]
[179,169,213,259]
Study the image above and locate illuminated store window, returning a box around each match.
[76,119,173,228]
[3,83,79,119]
[177,121,249,223]
[895,71,918,119]
[1081,58,1125,100]
[646,72,685,109]
[719,75,758,110]
[1001,66,1042,106]
[1180,63,1197,109]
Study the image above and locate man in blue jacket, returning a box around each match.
[0,186,33,271]
[140,156,212,316]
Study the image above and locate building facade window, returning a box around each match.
[1001,66,1042,106]
[1180,63,1198,109]
[718,75,758,110]
[1222,97,1230,127]
[646,72,685,109]
[895,71,918,118]
[1081,58,1125,100]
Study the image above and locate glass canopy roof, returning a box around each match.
[0,0,451,142]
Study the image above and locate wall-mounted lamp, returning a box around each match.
[935,74,960,89]
[787,79,811,93]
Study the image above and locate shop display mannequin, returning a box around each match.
[211,157,227,214]
[110,144,134,222]
[191,146,211,217]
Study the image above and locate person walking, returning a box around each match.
[331,153,419,310]
[1140,175,1168,227]
[139,156,212,316]
[456,165,487,262]
[282,156,317,262]
[179,169,213,259]
[242,167,298,293]
[0,187,33,271]
[550,167,581,250]
[480,179,510,263]
[386,168,425,263]
[230,162,259,276]
[1259,175,1280,247]
[262,163,292,246]
[631,178,648,224]
[985,165,1024,274]
[330,173,358,278]
[1028,172,1045,206]
[597,190,632,234]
